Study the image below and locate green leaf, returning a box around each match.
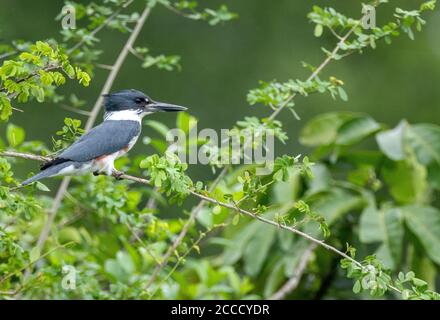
[336,116,381,146]
[375,243,395,269]
[243,223,276,276]
[6,123,25,147]
[353,280,361,293]
[314,24,324,37]
[409,244,437,289]
[376,120,407,161]
[31,86,45,103]
[64,64,75,78]
[383,208,404,267]
[338,87,348,101]
[177,112,197,134]
[382,159,427,204]
[221,221,261,265]
[116,251,135,274]
[29,247,40,263]
[273,169,284,181]
[405,123,440,165]
[360,204,403,268]
[0,94,12,121]
[300,112,356,146]
[263,259,286,298]
[58,227,82,243]
[403,205,440,265]
[35,181,50,192]
[232,214,240,226]
[359,204,383,243]
[308,189,363,226]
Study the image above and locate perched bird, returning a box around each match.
[21,89,187,186]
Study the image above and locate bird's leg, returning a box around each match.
[112,169,125,180]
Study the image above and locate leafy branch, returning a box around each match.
[2,150,439,300]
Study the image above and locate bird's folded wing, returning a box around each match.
[58,120,141,162]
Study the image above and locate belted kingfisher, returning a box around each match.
[21,89,187,186]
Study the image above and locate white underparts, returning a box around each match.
[55,135,140,178]
[53,112,143,178]
[94,153,119,176]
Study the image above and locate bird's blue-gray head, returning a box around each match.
[103,89,187,114]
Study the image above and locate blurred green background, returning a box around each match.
[1,0,439,181]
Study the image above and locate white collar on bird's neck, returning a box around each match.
[104,109,151,122]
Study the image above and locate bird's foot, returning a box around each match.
[112,170,125,180]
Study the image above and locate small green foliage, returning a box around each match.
[247,77,347,118]
[341,254,392,297]
[6,123,25,147]
[134,47,181,72]
[309,1,436,55]
[236,170,271,203]
[52,117,85,151]
[0,93,12,121]
[0,158,15,185]
[153,1,238,26]
[75,67,91,86]
[204,5,238,26]
[294,200,330,237]
[308,6,359,32]
[272,155,309,182]
[341,253,440,300]
[59,0,141,44]
[0,41,91,119]
[235,117,288,144]
[420,0,437,11]
[140,152,193,203]
[395,271,440,300]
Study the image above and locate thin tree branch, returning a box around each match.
[328,26,344,41]
[269,244,317,300]
[128,46,144,60]
[95,63,114,71]
[0,151,50,162]
[0,51,16,60]
[59,104,92,116]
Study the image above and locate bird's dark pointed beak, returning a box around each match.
[149,101,188,112]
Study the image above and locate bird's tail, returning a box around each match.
[21,161,73,187]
